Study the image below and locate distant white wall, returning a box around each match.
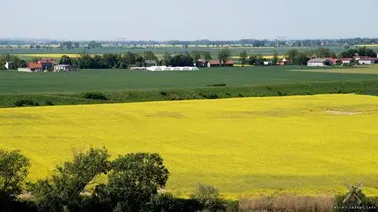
[18,68,32,72]
[307,62,325,67]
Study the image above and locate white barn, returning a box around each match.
[358,58,377,65]
[307,59,332,67]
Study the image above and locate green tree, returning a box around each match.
[101,53,117,68]
[31,148,110,212]
[315,47,332,58]
[296,52,310,65]
[59,55,72,65]
[239,50,247,67]
[95,153,169,212]
[0,150,30,210]
[190,184,225,212]
[191,51,202,62]
[202,51,212,61]
[162,52,172,66]
[272,50,279,65]
[217,48,231,67]
[286,49,299,64]
[143,51,157,61]
[247,55,257,65]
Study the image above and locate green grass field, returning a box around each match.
[2,66,378,94]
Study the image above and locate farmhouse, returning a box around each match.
[207,60,234,67]
[307,59,332,67]
[27,62,43,72]
[54,64,73,72]
[328,58,341,65]
[358,58,377,65]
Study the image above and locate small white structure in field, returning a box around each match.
[263,61,273,66]
[18,68,32,72]
[54,64,73,72]
[307,59,332,67]
[358,58,377,65]
[146,66,199,71]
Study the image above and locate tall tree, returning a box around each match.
[191,51,202,62]
[95,153,169,212]
[217,48,231,66]
[162,52,172,66]
[272,50,279,65]
[32,148,110,212]
[239,50,247,67]
[286,49,299,64]
[59,55,72,65]
[202,51,212,61]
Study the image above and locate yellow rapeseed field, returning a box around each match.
[16,54,83,58]
[1,94,378,197]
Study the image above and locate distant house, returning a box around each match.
[39,59,58,71]
[341,58,354,64]
[195,59,207,67]
[279,58,291,65]
[307,59,332,67]
[207,60,234,67]
[328,58,341,65]
[27,62,43,72]
[54,64,73,72]
[358,58,377,65]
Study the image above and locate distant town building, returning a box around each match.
[307,59,332,67]
[207,60,234,67]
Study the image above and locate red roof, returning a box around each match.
[341,58,353,61]
[39,59,57,65]
[327,58,341,64]
[28,62,42,69]
[209,60,233,65]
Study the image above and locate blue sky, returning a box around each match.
[1,0,378,40]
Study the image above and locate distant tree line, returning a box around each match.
[0,148,238,212]
[60,50,215,69]
[2,37,378,48]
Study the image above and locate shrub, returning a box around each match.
[199,93,219,99]
[160,91,168,96]
[45,101,54,106]
[14,100,39,107]
[334,188,376,212]
[83,92,108,100]
[190,184,226,212]
[206,84,227,87]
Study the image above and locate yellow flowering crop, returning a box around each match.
[1,94,378,197]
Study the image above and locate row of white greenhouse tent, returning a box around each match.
[143,66,199,71]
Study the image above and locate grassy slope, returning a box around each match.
[1,94,378,197]
[1,66,378,108]
[2,66,378,94]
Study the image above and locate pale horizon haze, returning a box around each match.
[1,0,378,41]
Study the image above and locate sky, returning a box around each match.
[1,0,378,41]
